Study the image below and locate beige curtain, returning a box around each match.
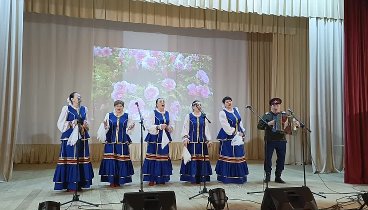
[25,0,298,35]
[17,0,311,166]
[136,0,344,20]
[14,142,222,163]
[17,13,309,165]
[246,33,273,160]
[272,18,310,165]
[248,18,310,164]
[309,18,344,173]
[0,0,23,181]
[17,12,250,163]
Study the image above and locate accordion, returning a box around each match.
[274,112,295,135]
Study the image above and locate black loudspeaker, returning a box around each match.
[38,201,60,210]
[122,191,177,210]
[208,188,228,210]
[261,186,318,210]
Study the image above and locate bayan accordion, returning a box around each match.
[274,113,295,135]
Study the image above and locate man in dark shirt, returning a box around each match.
[257,97,288,183]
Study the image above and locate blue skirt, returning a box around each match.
[215,140,249,184]
[142,142,172,183]
[99,143,134,185]
[53,139,94,190]
[180,160,212,182]
[180,142,212,182]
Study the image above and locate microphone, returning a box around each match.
[200,110,207,117]
[77,97,81,109]
[202,111,211,123]
[195,104,205,116]
[77,95,82,104]
[135,102,145,130]
[246,105,252,109]
[135,102,142,119]
[287,108,294,114]
[195,104,211,123]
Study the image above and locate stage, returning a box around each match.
[0,161,366,210]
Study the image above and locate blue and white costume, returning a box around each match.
[180,112,212,183]
[215,107,249,184]
[53,105,94,191]
[142,109,174,184]
[97,112,135,185]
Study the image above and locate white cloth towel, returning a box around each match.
[182,146,191,165]
[97,123,107,142]
[161,131,170,149]
[231,132,244,146]
[67,126,79,146]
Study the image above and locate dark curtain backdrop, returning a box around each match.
[344,0,368,184]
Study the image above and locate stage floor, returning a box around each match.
[0,161,367,210]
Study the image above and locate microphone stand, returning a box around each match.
[288,110,326,198]
[61,103,98,208]
[201,111,212,124]
[246,106,273,195]
[136,103,145,193]
[189,110,211,200]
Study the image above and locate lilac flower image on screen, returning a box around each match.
[92,47,213,141]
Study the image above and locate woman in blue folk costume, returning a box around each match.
[180,100,212,184]
[142,98,174,186]
[215,96,249,184]
[97,100,135,187]
[53,92,94,191]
